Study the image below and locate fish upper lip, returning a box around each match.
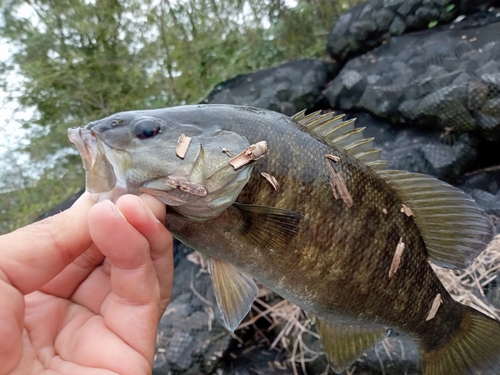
[68,128,99,170]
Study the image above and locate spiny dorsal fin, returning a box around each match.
[293,111,388,171]
[378,170,495,269]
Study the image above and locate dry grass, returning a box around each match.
[237,292,323,375]
[432,234,500,320]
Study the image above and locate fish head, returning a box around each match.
[68,109,254,221]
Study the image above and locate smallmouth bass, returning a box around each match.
[69,105,499,375]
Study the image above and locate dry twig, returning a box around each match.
[261,172,280,191]
[166,176,207,196]
[220,146,232,156]
[425,293,442,321]
[229,141,268,169]
[401,204,414,217]
[139,186,187,203]
[325,156,353,208]
[325,154,340,162]
[388,237,405,279]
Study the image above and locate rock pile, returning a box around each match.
[326,0,500,61]
[202,60,340,116]
[326,10,500,139]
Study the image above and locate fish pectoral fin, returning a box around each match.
[208,258,258,332]
[233,203,304,251]
[317,318,386,373]
[378,170,494,270]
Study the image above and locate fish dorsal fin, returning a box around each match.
[378,170,495,269]
[208,258,258,332]
[293,110,389,171]
[317,318,386,373]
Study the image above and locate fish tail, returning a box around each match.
[421,305,500,375]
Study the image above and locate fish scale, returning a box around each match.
[69,104,500,375]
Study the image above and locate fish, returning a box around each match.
[68,104,500,375]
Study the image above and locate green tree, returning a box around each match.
[0,0,359,233]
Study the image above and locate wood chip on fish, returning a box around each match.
[382,208,388,215]
[220,146,232,157]
[325,156,353,208]
[425,293,443,321]
[166,176,207,196]
[229,141,268,169]
[325,154,340,162]
[401,204,414,217]
[176,133,192,159]
[388,237,405,279]
[261,172,280,191]
[139,186,187,203]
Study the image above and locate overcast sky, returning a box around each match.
[0,4,32,166]
[0,67,28,149]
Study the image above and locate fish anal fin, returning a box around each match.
[292,111,388,171]
[378,170,494,269]
[208,258,258,332]
[317,318,386,373]
[233,203,304,251]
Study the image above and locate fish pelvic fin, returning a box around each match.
[316,318,386,373]
[421,306,500,375]
[208,258,258,332]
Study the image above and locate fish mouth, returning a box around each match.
[68,127,129,202]
[68,128,99,172]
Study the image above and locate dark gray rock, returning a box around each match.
[344,111,479,182]
[373,7,396,29]
[389,14,407,35]
[154,244,235,375]
[468,189,500,216]
[325,10,500,139]
[327,0,500,61]
[457,169,500,215]
[202,60,340,116]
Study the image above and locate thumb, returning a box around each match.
[0,193,94,294]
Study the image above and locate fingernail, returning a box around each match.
[139,197,161,223]
[108,200,126,219]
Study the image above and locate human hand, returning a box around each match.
[0,193,173,375]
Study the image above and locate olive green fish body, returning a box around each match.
[163,106,461,349]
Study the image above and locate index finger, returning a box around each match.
[0,193,94,294]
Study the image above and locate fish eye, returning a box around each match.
[134,120,162,139]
